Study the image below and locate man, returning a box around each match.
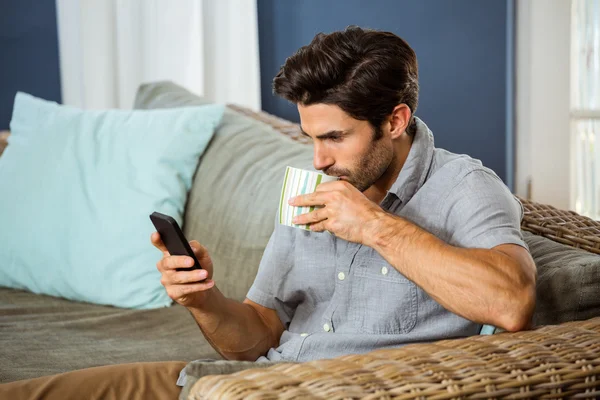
[1,26,536,399]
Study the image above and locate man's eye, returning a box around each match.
[329,136,343,142]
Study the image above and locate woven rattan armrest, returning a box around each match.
[188,317,600,399]
[518,196,600,255]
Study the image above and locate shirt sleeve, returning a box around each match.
[442,169,528,250]
[246,214,295,328]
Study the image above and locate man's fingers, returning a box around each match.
[158,255,196,271]
[310,222,327,232]
[293,208,327,225]
[167,280,215,299]
[151,232,168,253]
[161,269,207,286]
[189,240,208,256]
[290,191,329,207]
[189,241,212,267]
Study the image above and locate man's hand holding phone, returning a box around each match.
[150,212,282,361]
[151,232,215,308]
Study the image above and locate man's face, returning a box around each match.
[298,103,394,192]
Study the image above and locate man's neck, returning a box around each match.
[364,133,414,205]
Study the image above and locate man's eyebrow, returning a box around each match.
[300,128,349,139]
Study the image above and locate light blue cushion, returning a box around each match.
[479,324,497,335]
[0,92,224,309]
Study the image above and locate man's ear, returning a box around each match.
[388,104,412,139]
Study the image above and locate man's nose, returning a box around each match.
[313,143,334,172]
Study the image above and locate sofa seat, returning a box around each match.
[0,287,219,382]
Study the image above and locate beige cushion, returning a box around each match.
[134,82,313,301]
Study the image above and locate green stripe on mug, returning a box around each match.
[279,166,290,225]
[279,166,339,230]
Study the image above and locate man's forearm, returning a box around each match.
[365,212,535,331]
[186,286,277,361]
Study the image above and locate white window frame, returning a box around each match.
[570,0,600,219]
[516,0,572,211]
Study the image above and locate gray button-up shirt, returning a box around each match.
[247,117,527,363]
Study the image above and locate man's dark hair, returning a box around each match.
[273,26,419,137]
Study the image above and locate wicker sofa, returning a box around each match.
[1,81,599,399]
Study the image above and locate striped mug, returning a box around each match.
[278,166,339,230]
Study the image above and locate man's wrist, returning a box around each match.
[185,284,218,314]
[363,209,396,250]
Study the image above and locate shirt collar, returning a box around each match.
[388,117,435,204]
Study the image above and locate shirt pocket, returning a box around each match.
[349,256,418,334]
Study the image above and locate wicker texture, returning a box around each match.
[190,317,600,399]
[519,197,600,255]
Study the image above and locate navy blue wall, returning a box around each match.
[257,0,514,185]
[0,0,62,130]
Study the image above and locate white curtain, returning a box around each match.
[55,0,261,110]
[571,0,600,219]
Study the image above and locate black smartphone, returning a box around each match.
[149,212,202,272]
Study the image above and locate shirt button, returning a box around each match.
[323,323,330,332]
[337,272,345,281]
[300,333,308,337]
[381,266,389,275]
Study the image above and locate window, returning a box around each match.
[572,0,600,219]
